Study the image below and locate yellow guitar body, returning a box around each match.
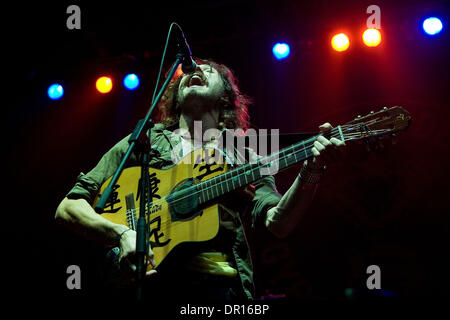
[93,147,228,271]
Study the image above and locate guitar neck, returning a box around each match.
[196,126,343,204]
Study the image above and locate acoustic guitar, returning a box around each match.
[94,106,411,271]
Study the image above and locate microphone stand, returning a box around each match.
[95,53,185,302]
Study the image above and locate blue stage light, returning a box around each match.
[47,84,64,100]
[123,73,140,90]
[423,17,443,36]
[272,43,290,60]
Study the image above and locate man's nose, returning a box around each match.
[183,64,202,78]
[194,64,204,74]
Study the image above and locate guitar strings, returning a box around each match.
[128,126,354,217]
[146,128,385,220]
[134,128,349,215]
[133,128,347,214]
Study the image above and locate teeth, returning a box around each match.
[189,75,204,86]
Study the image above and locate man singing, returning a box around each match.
[55,58,345,301]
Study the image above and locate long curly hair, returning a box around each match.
[157,58,252,131]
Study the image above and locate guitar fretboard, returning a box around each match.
[194,129,339,204]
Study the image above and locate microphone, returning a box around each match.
[173,24,197,74]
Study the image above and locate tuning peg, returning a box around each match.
[370,111,374,115]
[383,107,388,111]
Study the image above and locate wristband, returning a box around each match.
[298,162,325,186]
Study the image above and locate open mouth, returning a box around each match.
[188,74,205,87]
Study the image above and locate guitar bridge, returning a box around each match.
[125,193,137,230]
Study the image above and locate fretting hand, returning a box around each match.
[306,123,346,170]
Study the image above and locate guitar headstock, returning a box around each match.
[340,106,411,143]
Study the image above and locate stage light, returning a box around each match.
[47,84,64,100]
[123,73,140,90]
[272,43,290,60]
[423,17,443,36]
[331,33,350,52]
[96,76,113,94]
[362,28,381,47]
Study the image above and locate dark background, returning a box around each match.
[5,0,450,306]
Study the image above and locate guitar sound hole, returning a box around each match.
[167,178,202,221]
